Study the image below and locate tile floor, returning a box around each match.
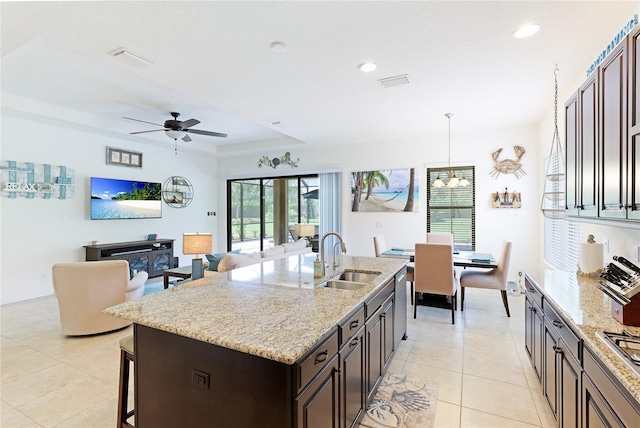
[1,285,555,427]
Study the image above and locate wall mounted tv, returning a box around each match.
[91,177,162,220]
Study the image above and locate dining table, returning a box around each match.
[380,247,498,269]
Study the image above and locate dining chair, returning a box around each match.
[459,240,512,317]
[426,232,454,245]
[373,235,415,305]
[414,243,457,324]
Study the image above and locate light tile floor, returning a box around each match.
[1,286,555,427]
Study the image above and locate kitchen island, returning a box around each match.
[523,269,640,427]
[106,253,408,428]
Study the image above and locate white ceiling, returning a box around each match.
[1,1,638,157]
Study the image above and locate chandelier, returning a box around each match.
[433,113,469,188]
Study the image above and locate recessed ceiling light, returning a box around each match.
[514,23,541,39]
[359,62,377,72]
[271,42,287,53]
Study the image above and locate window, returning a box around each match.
[227,175,319,252]
[427,166,475,251]
[544,216,581,271]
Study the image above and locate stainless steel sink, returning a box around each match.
[322,280,367,290]
[336,271,380,283]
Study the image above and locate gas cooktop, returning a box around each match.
[597,331,640,378]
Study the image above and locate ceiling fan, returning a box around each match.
[123,112,228,142]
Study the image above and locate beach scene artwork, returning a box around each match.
[91,177,162,219]
[351,168,418,212]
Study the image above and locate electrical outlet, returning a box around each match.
[191,369,210,389]
[376,221,383,228]
[40,273,49,281]
[603,239,609,254]
[634,246,639,263]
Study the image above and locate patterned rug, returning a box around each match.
[360,373,439,428]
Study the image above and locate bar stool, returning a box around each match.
[118,335,135,428]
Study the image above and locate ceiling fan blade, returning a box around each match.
[130,129,165,135]
[185,128,228,138]
[180,118,200,128]
[123,117,164,127]
[182,134,192,142]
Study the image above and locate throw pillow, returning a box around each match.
[283,238,307,252]
[205,249,240,271]
[261,246,285,258]
[217,253,252,272]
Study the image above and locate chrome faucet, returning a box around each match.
[320,232,347,276]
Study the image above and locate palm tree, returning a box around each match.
[351,172,364,211]
[403,168,416,211]
[364,171,390,200]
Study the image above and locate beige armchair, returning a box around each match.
[52,260,148,336]
[414,243,458,324]
[459,240,512,317]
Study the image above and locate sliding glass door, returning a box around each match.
[227,175,319,252]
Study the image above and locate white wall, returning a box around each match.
[217,124,542,282]
[0,113,218,303]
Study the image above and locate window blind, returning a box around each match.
[544,217,580,272]
[427,166,475,251]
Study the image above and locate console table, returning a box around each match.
[84,239,174,278]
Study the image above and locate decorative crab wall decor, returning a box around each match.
[490,145,526,179]
[257,152,299,169]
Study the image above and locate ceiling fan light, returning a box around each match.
[514,23,540,39]
[165,129,186,140]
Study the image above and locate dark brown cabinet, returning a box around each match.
[381,295,394,372]
[295,355,340,428]
[578,71,600,217]
[566,25,640,223]
[339,325,366,428]
[565,92,580,216]
[84,239,174,278]
[599,41,628,219]
[627,26,640,220]
[524,279,544,384]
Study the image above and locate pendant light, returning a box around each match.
[433,113,468,188]
[540,66,565,219]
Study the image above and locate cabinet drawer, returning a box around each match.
[365,280,394,319]
[583,346,640,427]
[543,302,580,361]
[339,304,365,348]
[296,328,339,393]
[524,277,543,309]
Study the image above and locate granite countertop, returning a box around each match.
[105,254,407,365]
[524,268,640,403]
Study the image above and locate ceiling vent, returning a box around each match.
[108,48,154,68]
[378,74,409,88]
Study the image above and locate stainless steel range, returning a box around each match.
[597,330,640,378]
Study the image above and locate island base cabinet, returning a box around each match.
[134,325,293,428]
[339,326,366,428]
[294,355,340,428]
[524,281,543,385]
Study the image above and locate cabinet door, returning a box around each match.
[566,91,580,216]
[628,26,640,220]
[295,355,340,428]
[579,72,600,217]
[366,309,383,402]
[532,303,544,384]
[382,294,395,371]
[543,323,559,419]
[340,326,365,428]
[127,255,149,277]
[151,250,172,276]
[600,41,628,219]
[524,295,543,384]
[394,268,407,346]
[582,375,623,428]
[558,342,581,428]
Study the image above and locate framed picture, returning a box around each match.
[350,168,419,212]
[106,147,143,168]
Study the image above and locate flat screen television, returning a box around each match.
[91,177,162,220]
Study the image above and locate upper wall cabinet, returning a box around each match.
[628,26,640,220]
[565,25,640,223]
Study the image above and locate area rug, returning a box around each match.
[144,281,164,295]
[360,373,439,428]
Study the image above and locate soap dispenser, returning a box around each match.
[314,256,322,278]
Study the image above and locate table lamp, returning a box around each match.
[295,224,315,246]
[183,233,212,279]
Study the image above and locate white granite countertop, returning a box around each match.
[524,268,640,403]
[105,254,407,365]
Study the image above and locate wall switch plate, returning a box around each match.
[376,221,383,228]
[634,246,639,263]
[603,239,609,254]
